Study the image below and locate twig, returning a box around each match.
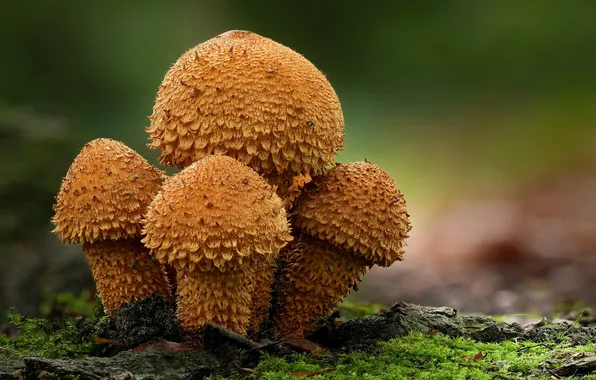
[202,323,261,350]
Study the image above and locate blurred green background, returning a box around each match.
[2,1,596,319]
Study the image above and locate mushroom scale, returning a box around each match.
[292,162,411,266]
[264,171,312,210]
[142,155,292,334]
[147,30,344,176]
[52,138,171,315]
[274,234,368,337]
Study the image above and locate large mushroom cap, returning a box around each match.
[52,138,165,244]
[147,30,344,175]
[142,155,292,270]
[293,162,411,266]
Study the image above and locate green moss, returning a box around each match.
[0,308,101,359]
[210,332,596,379]
[0,292,181,363]
[338,300,388,320]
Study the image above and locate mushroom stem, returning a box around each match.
[247,258,277,339]
[83,239,171,316]
[274,234,368,337]
[176,265,256,335]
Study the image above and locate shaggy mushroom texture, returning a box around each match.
[84,240,170,314]
[293,162,411,265]
[52,138,171,315]
[264,172,313,210]
[275,234,368,336]
[147,30,344,179]
[246,258,278,339]
[275,162,411,336]
[142,155,292,334]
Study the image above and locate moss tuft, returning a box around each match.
[0,291,181,362]
[0,308,99,359]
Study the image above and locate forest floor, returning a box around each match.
[1,295,596,379]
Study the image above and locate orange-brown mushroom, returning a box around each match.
[246,258,277,339]
[142,155,292,334]
[52,138,171,315]
[275,234,368,336]
[84,239,170,314]
[147,30,344,179]
[274,161,411,336]
[264,172,313,210]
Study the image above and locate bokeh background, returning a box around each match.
[2,1,596,322]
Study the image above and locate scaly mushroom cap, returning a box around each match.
[52,138,165,244]
[293,162,411,266]
[142,155,292,270]
[147,30,344,176]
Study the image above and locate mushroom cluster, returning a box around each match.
[51,30,410,340]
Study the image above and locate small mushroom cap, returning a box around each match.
[52,138,165,244]
[147,30,344,175]
[142,155,292,270]
[293,162,411,266]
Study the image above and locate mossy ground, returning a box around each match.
[2,295,596,379]
[212,301,596,379]
[0,305,106,360]
[212,332,596,379]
